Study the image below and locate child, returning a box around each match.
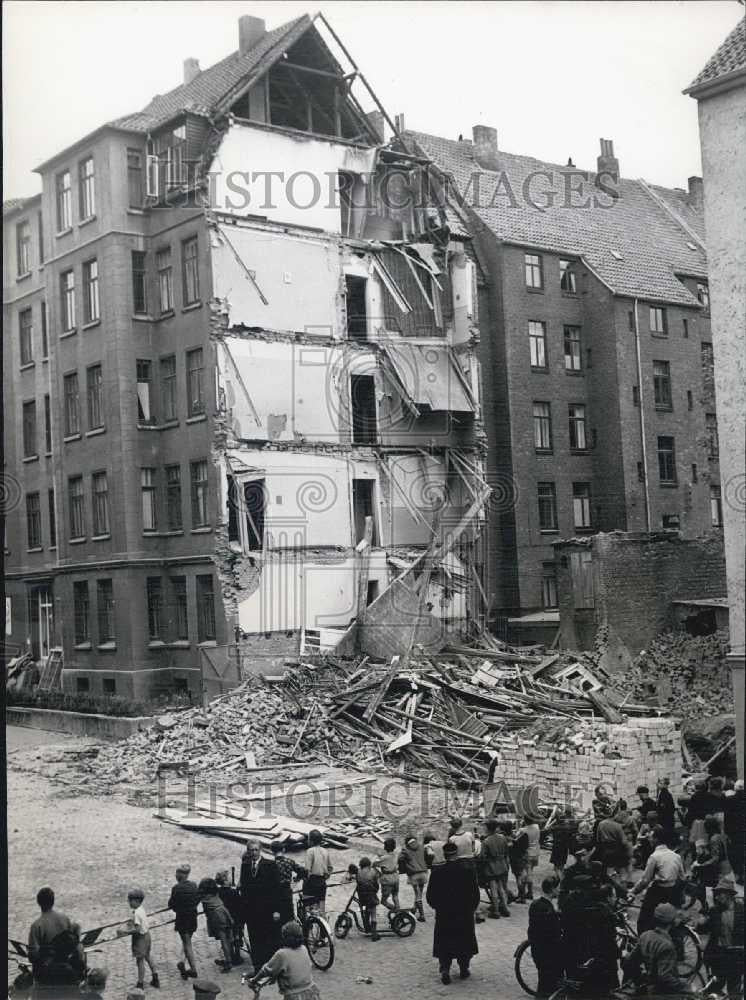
[116,888,159,990]
[168,863,199,980]
[198,877,234,973]
[248,920,320,1000]
[423,832,445,868]
[215,869,247,968]
[270,842,303,925]
[398,835,428,922]
[355,858,381,941]
[82,967,108,999]
[304,829,332,917]
[374,837,400,912]
[633,811,658,869]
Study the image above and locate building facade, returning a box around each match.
[3,13,486,696]
[404,127,723,628]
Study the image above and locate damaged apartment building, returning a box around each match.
[3,13,486,697]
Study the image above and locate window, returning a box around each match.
[564,325,582,371]
[44,395,52,453]
[26,493,42,548]
[165,465,182,530]
[559,259,577,294]
[171,576,189,640]
[97,579,115,643]
[127,149,144,208]
[696,282,709,310]
[82,259,99,323]
[16,220,31,275]
[55,170,72,231]
[687,390,693,411]
[92,471,109,536]
[186,348,205,417]
[146,578,163,641]
[73,582,89,644]
[60,270,76,331]
[48,489,56,547]
[86,364,104,430]
[352,478,377,545]
[136,360,153,424]
[628,310,635,332]
[570,549,594,609]
[228,477,265,551]
[160,355,177,421]
[662,514,680,530]
[657,436,677,484]
[102,677,116,695]
[650,306,667,335]
[637,461,645,483]
[691,463,698,483]
[76,677,90,692]
[63,372,80,436]
[19,309,33,365]
[528,320,547,369]
[345,275,368,339]
[141,468,157,531]
[524,253,543,290]
[538,482,558,531]
[41,302,48,358]
[710,485,723,527]
[38,212,44,264]
[190,460,209,527]
[541,562,558,609]
[196,575,216,642]
[350,374,377,444]
[705,413,719,459]
[682,318,689,338]
[533,401,553,451]
[156,247,173,313]
[22,400,37,457]
[182,236,200,305]
[568,404,587,450]
[69,476,85,538]
[131,251,147,314]
[573,483,592,529]
[632,385,640,407]
[653,361,672,409]
[78,156,95,219]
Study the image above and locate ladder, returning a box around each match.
[37,647,64,691]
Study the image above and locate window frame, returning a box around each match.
[649,305,668,335]
[96,579,115,644]
[563,325,582,372]
[22,399,37,458]
[657,435,677,484]
[19,308,34,366]
[86,363,104,430]
[532,401,553,452]
[48,488,56,548]
[171,576,189,641]
[91,470,110,536]
[82,258,100,324]
[141,467,158,532]
[190,459,209,528]
[705,412,719,460]
[696,282,710,311]
[537,481,558,532]
[524,252,544,291]
[146,577,164,641]
[710,485,723,527]
[60,269,76,332]
[165,464,183,531]
[541,561,558,609]
[182,236,200,305]
[156,247,174,314]
[160,354,177,422]
[16,219,32,276]
[136,359,155,425]
[69,475,86,539]
[127,148,145,208]
[73,581,90,645]
[653,360,673,410]
[568,403,587,451]
[559,258,577,294]
[186,347,205,417]
[55,169,72,232]
[528,320,548,370]
[26,492,42,549]
[572,482,593,530]
[131,250,148,315]
[63,371,80,437]
[196,574,216,642]
[78,155,96,220]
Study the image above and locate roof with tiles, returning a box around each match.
[405,130,708,306]
[108,14,310,133]
[686,16,746,94]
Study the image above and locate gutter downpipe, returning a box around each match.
[633,297,651,531]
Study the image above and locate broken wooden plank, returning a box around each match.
[363,656,401,722]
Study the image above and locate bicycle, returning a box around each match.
[294,891,335,971]
[333,885,416,940]
[513,898,703,997]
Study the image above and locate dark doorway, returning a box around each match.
[366,580,380,606]
[350,374,377,444]
[345,275,368,340]
[244,479,266,551]
[352,478,378,545]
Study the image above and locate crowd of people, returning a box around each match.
[18,775,744,999]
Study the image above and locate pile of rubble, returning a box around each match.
[626,629,732,720]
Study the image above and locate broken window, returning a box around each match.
[345,275,368,340]
[559,258,577,294]
[570,550,594,609]
[366,580,380,606]
[376,249,450,337]
[352,478,378,545]
[350,374,377,445]
[564,326,582,371]
[227,475,265,551]
[339,171,355,236]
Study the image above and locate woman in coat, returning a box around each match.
[426,841,480,984]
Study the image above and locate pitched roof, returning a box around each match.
[405,130,707,306]
[108,14,311,133]
[686,16,746,94]
[3,195,40,217]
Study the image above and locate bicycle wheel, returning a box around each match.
[514,939,539,997]
[392,911,416,937]
[334,913,352,939]
[676,925,703,979]
[305,915,335,971]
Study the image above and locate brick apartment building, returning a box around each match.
[3,13,487,697]
[403,127,723,627]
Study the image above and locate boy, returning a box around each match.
[374,837,400,912]
[528,877,563,997]
[355,858,381,941]
[304,829,332,917]
[198,877,234,973]
[116,889,159,990]
[215,869,247,967]
[168,863,199,980]
[398,835,428,922]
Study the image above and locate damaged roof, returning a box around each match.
[108,14,311,133]
[405,130,709,306]
[685,15,746,95]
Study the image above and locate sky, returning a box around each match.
[2,1,743,198]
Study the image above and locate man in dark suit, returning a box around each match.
[239,839,283,970]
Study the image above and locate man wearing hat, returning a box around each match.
[168,864,200,980]
[622,902,688,995]
[697,878,744,995]
[425,840,480,984]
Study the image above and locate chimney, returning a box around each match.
[687,175,704,210]
[238,15,266,55]
[183,58,200,85]
[472,125,499,171]
[596,138,620,189]
[394,113,406,134]
[366,110,386,143]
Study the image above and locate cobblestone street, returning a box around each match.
[7,730,535,1000]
